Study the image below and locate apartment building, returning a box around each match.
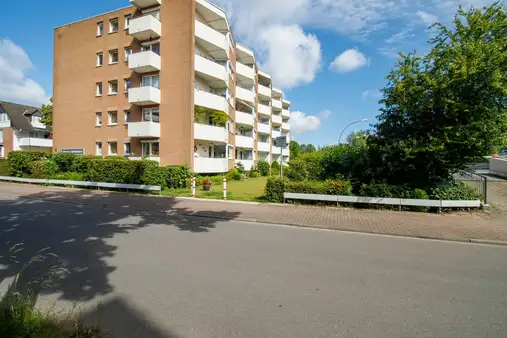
[0,101,53,158]
[53,0,291,173]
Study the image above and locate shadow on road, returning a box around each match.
[0,186,239,305]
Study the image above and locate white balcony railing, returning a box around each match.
[272,130,281,138]
[282,109,290,118]
[195,54,228,84]
[129,51,161,73]
[195,20,228,53]
[282,148,290,156]
[257,141,270,152]
[272,146,282,154]
[194,89,228,112]
[18,138,52,148]
[129,15,161,41]
[194,157,229,174]
[129,86,161,106]
[258,104,271,117]
[236,86,255,103]
[236,159,254,171]
[194,123,228,143]
[282,122,290,131]
[272,114,282,125]
[235,111,254,126]
[130,0,161,9]
[128,121,160,138]
[235,135,254,149]
[257,123,270,134]
[272,99,282,110]
[258,84,271,99]
[236,62,255,80]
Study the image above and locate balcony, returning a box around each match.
[258,84,271,99]
[258,104,271,117]
[236,62,255,82]
[272,99,282,111]
[272,130,281,138]
[129,86,161,106]
[236,159,254,171]
[257,142,270,152]
[195,20,228,59]
[235,135,254,149]
[236,86,255,104]
[235,111,254,126]
[283,148,290,156]
[128,121,160,138]
[194,157,228,173]
[129,15,161,41]
[18,138,52,148]
[129,51,161,73]
[272,114,282,125]
[257,123,270,134]
[194,123,228,143]
[194,89,228,112]
[130,0,161,9]
[282,122,291,131]
[272,146,282,154]
[282,109,290,118]
[195,54,228,86]
[272,87,283,98]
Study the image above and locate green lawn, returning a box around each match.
[0,160,8,176]
[162,176,268,202]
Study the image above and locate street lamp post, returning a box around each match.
[338,118,368,145]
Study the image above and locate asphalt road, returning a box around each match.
[0,186,506,337]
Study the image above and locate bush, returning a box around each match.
[292,152,324,180]
[235,162,245,174]
[71,155,102,173]
[285,159,309,181]
[265,177,287,203]
[104,156,129,161]
[85,159,141,184]
[7,151,48,177]
[139,160,165,187]
[226,168,241,181]
[209,110,229,127]
[271,161,281,175]
[50,172,85,181]
[29,160,58,179]
[429,181,479,200]
[359,183,431,211]
[51,152,76,172]
[257,160,270,176]
[164,165,192,189]
[248,170,260,178]
[285,180,353,196]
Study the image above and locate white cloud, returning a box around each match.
[319,110,332,120]
[329,49,369,73]
[0,39,49,106]
[257,25,321,88]
[362,89,382,100]
[290,111,321,133]
[416,11,438,26]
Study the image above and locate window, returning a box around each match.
[0,113,9,122]
[109,18,119,33]
[142,75,159,88]
[96,112,102,126]
[108,80,118,95]
[96,142,103,156]
[124,78,131,93]
[109,49,118,64]
[141,42,160,55]
[142,108,160,122]
[96,82,103,96]
[97,22,104,36]
[96,52,103,67]
[124,110,131,124]
[124,47,132,62]
[29,131,47,139]
[124,141,131,155]
[125,15,131,29]
[108,111,118,125]
[108,142,118,155]
[142,141,159,156]
[0,145,3,158]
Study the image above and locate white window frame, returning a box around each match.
[109,18,119,33]
[124,47,132,62]
[96,142,103,156]
[0,113,10,122]
[96,112,102,127]
[97,22,104,36]
[108,80,118,95]
[141,141,160,157]
[108,141,118,156]
[124,141,131,155]
[109,49,118,64]
[142,75,160,89]
[96,52,103,67]
[142,108,160,123]
[124,110,131,124]
[124,14,132,30]
[96,82,103,96]
[108,111,118,125]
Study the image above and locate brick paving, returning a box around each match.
[1,183,507,244]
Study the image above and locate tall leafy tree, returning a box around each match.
[346,130,368,148]
[289,140,301,159]
[369,3,507,188]
[41,97,53,127]
[300,144,317,153]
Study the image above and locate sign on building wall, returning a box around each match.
[60,148,85,155]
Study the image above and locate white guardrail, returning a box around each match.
[283,193,481,210]
[0,176,161,192]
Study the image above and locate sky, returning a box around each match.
[0,0,496,146]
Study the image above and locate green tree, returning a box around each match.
[346,130,368,148]
[289,140,300,159]
[300,144,316,154]
[40,97,53,127]
[369,3,507,188]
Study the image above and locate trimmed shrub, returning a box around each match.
[285,159,309,181]
[7,151,48,177]
[71,155,102,173]
[235,162,245,174]
[359,183,431,211]
[294,152,325,180]
[164,165,192,189]
[50,172,85,181]
[29,160,58,179]
[139,160,165,187]
[248,170,260,178]
[270,161,281,175]
[51,152,76,172]
[265,176,287,203]
[257,160,270,176]
[285,180,353,196]
[104,156,129,161]
[429,181,479,200]
[226,168,241,181]
[85,159,141,184]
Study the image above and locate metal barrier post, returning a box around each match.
[483,176,488,204]
[191,177,196,198]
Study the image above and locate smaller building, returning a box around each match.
[0,101,53,158]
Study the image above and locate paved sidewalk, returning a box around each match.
[1,183,507,245]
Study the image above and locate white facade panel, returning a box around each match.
[129,15,161,40]
[258,104,271,117]
[194,123,228,143]
[236,86,255,103]
[195,20,228,52]
[194,89,228,112]
[235,135,254,149]
[194,54,228,84]
[194,158,228,173]
[257,142,270,152]
[129,51,161,73]
[128,122,161,138]
[235,111,254,126]
[129,86,161,106]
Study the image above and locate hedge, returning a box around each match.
[429,181,479,201]
[164,166,192,188]
[7,151,48,177]
[265,177,287,203]
[71,155,102,173]
[84,159,143,184]
[29,160,58,179]
[139,160,166,187]
[257,161,270,176]
[265,178,354,203]
[51,152,76,172]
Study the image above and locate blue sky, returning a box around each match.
[0,0,494,146]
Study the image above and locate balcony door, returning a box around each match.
[142,75,160,89]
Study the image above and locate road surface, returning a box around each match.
[0,184,506,337]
